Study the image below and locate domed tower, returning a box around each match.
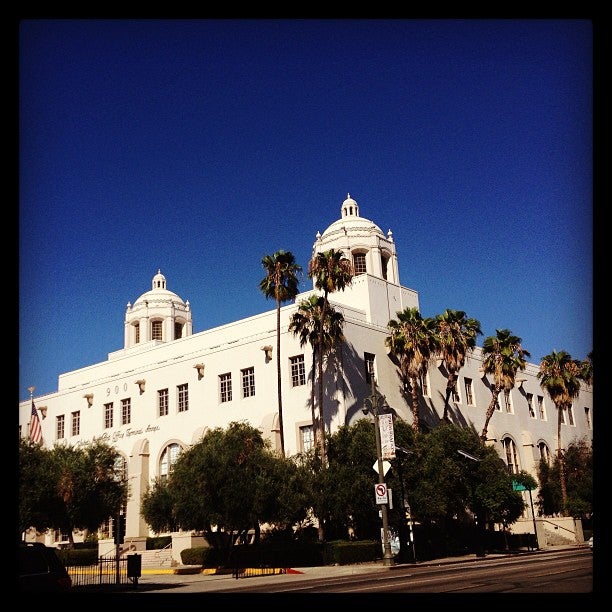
[124,270,193,349]
[312,194,418,327]
[313,193,400,284]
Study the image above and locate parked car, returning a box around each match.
[588,536,593,551]
[19,542,72,592]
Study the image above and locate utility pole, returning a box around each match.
[363,378,394,567]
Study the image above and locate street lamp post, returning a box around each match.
[363,378,394,567]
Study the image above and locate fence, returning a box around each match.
[68,554,141,588]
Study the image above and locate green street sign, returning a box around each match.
[512,480,530,491]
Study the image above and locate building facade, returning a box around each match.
[19,194,593,547]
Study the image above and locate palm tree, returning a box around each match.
[289,295,346,458]
[537,350,588,513]
[480,329,530,443]
[434,309,482,421]
[259,250,302,457]
[307,249,353,464]
[385,307,438,433]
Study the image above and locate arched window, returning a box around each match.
[501,436,520,474]
[381,255,389,280]
[160,443,181,481]
[537,441,551,465]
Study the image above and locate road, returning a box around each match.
[90,547,592,595]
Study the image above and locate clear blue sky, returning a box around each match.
[19,19,593,401]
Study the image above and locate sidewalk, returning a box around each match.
[140,543,588,577]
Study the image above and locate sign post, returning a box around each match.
[513,481,539,549]
[364,378,395,567]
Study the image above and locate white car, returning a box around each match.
[588,536,593,550]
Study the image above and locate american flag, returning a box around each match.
[29,400,42,444]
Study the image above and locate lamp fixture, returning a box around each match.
[194,363,205,380]
[83,393,94,408]
[261,345,273,363]
[135,379,146,395]
[38,406,47,419]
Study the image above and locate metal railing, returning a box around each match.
[68,555,140,588]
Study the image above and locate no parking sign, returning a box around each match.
[375,483,388,504]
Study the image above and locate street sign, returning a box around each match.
[375,483,388,504]
[373,460,391,476]
[379,413,396,459]
[512,480,532,491]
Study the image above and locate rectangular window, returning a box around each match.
[151,320,163,341]
[241,367,255,398]
[290,355,306,387]
[158,389,169,417]
[421,373,429,397]
[451,380,460,403]
[526,393,535,418]
[177,383,189,412]
[135,322,140,344]
[504,392,513,414]
[584,406,591,429]
[495,393,502,412]
[71,411,80,436]
[353,252,367,275]
[104,403,113,429]
[560,406,566,424]
[220,373,232,403]
[365,352,375,385]
[464,378,474,405]
[300,425,314,453]
[567,404,575,426]
[56,414,65,440]
[121,398,131,425]
[537,395,545,420]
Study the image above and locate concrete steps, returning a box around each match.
[137,548,175,568]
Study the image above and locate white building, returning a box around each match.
[19,194,593,549]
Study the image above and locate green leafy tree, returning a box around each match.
[308,248,353,464]
[19,439,127,546]
[259,250,302,457]
[433,309,482,421]
[142,422,311,563]
[385,307,438,432]
[19,438,56,537]
[141,476,180,534]
[537,350,590,513]
[289,294,345,461]
[480,329,530,443]
[536,437,592,518]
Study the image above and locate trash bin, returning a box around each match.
[127,554,141,580]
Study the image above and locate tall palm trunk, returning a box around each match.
[558,404,568,513]
[310,347,317,450]
[409,375,420,433]
[317,293,329,464]
[275,298,285,456]
[442,373,457,421]
[480,385,501,442]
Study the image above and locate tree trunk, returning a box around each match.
[410,376,420,432]
[480,388,500,443]
[558,404,568,514]
[276,300,285,457]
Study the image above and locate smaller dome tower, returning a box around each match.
[124,270,193,349]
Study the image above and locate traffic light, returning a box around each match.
[113,513,124,545]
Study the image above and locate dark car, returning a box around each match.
[19,542,72,592]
